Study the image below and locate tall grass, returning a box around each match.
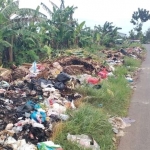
[124,57,141,68]
[77,75,131,116]
[54,104,115,150]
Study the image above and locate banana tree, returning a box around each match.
[0,0,47,64]
[95,21,122,47]
[73,21,85,45]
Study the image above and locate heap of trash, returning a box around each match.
[0,47,143,149]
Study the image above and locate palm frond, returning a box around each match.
[15,8,47,19]
[41,2,53,16]
[24,37,36,45]
[1,0,19,19]
[49,0,59,9]
[0,39,12,47]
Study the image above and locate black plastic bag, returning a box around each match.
[120,49,128,55]
[56,72,71,83]
[54,82,65,90]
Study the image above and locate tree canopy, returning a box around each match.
[0,0,123,66]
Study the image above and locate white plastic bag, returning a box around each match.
[29,61,39,74]
[67,133,100,150]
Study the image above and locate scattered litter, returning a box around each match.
[37,141,63,150]
[0,46,143,149]
[67,133,100,150]
[98,104,103,108]
[109,117,135,137]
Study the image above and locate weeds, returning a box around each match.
[77,75,131,116]
[54,104,114,150]
[124,57,141,68]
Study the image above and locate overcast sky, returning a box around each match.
[19,0,150,34]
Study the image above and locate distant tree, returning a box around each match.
[131,8,150,32]
[143,28,150,43]
[129,30,136,40]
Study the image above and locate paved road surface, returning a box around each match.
[118,44,150,150]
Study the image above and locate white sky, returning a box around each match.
[19,0,150,34]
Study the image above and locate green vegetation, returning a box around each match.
[55,104,115,150]
[77,74,131,116]
[129,8,150,42]
[0,0,122,66]
[124,57,141,68]
[130,8,150,32]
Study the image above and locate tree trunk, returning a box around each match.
[9,36,13,62]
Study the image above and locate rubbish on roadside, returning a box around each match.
[109,65,115,72]
[122,117,136,125]
[56,72,71,83]
[5,123,13,130]
[98,104,103,108]
[93,84,102,89]
[98,68,108,79]
[30,111,46,123]
[0,80,10,88]
[37,141,63,150]
[116,130,125,137]
[54,82,65,90]
[109,117,135,137]
[29,61,39,74]
[67,133,100,150]
[107,72,114,77]
[59,114,70,121]
[120,48,128,55]
[126,77,133,82]
[0,88,6,93]
[87,76,101,85]
[0,46,143,149]
[50,62,63,78]
[11,66,28,80]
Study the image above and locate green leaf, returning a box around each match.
[0,39,12,47]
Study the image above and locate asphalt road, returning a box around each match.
[118,44,150,150]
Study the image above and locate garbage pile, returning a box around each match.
[0,63,84,149]
[0,46,143,149]
[103,47,143,65]
[43,56,101,75]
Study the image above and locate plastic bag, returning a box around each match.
[37,141,62,150]
[30,111,46,123]
[98,69,108,79]
[67,133,100,150]
[54,82,65,90]
[56,72,71,83]
[16,100,35,113]
[120,49,128,55]
[29,61,39,74]
[0,81,10,88]
[87,77,100,85]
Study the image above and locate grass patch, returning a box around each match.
[124,57,141,68]
[114,66,128,76]
[123,57,142,72]
[77,75,131,116]
[54,104,114,150]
